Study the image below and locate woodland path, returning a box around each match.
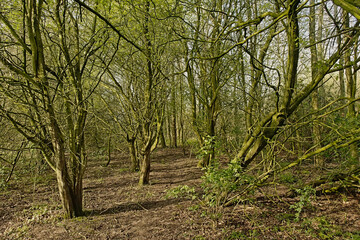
[1,148,359,239]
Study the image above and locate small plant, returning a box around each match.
[5,225,30,239]
[23,204,52,224]
[301,216,355,239]
[275,212,295,222]
[279,172,297,184]
[196,135,217,161]
[201,161,254,208]
[290,186,316,221]
[118,167,129,173]
[188,204,200,211]
[164,185,197,200]
[226,230,246,240]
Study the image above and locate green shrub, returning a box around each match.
[164,185,197,200]
[202,161,254,207]
[279,172,297,184]
[290,186,316,221]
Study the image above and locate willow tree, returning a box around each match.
[0,0,107,218]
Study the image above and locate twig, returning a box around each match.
[6,140,28,183]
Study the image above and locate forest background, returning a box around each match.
[0,0,360,238]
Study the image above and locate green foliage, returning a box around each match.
[164,185,197,200]
[301,216,360,239]
[201,161,254,207]
[322,113,360,162]
[196,135,218,161]
[275,212,296,222]
[226,230,247,240]
[184,138,201,152]
[4,224,30,239]
[24,205,51,224]
[315,217,341,239]
[188,204,200,211]
[289,186,316,221]
[279,172,297,184]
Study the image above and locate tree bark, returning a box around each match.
[54,137,83,218]
[127,136,139,172]
[160,128,167,148]
[139,148,151,185]
[344,13,358,160]
[310,0,323,166]
[232,0,300,169]
[171,87,178,148]
[333,0,360,19]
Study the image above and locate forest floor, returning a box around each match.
[1,148,359,239]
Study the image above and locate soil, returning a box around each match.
[1,148,359,239]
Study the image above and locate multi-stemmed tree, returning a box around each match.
[1,0,359,218]
[76,0,181,185]
[0,0,108,218]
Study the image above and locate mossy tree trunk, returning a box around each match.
[0,0,104,218]
[127,136,139,172]
[309,0,324,166]
[53,137,84,218]
[232,0,360,170]
[139,144,151,185]
[344,13,358,160]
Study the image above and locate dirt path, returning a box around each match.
[1,148,209,239]
[1,148,359,239]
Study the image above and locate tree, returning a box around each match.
[309,0,324,166]
[0,0,107,218]
[227,0,360,170]
[333,0,360,19]
[182,0,243,167]
[344,12,358,160]
[75,0,181,185]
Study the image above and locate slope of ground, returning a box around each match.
[1,148,359,239]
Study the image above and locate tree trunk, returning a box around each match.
[233,112,286,169]
[310,0,323,166]
[105,135,111,167]
[344,12,358,160]
[198,103,217,167]
[54,142,83,218]
[179,77,185,147]
[138,0,153,186]
[56,172,83,218]
[159,126,167,148]
[139,149,151,185]
[171,113,177,148]
[128,137,139,172]
[232,0,300,169]
[171,87,177,148]
[166,105,172,147]
[335,5,346,110]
